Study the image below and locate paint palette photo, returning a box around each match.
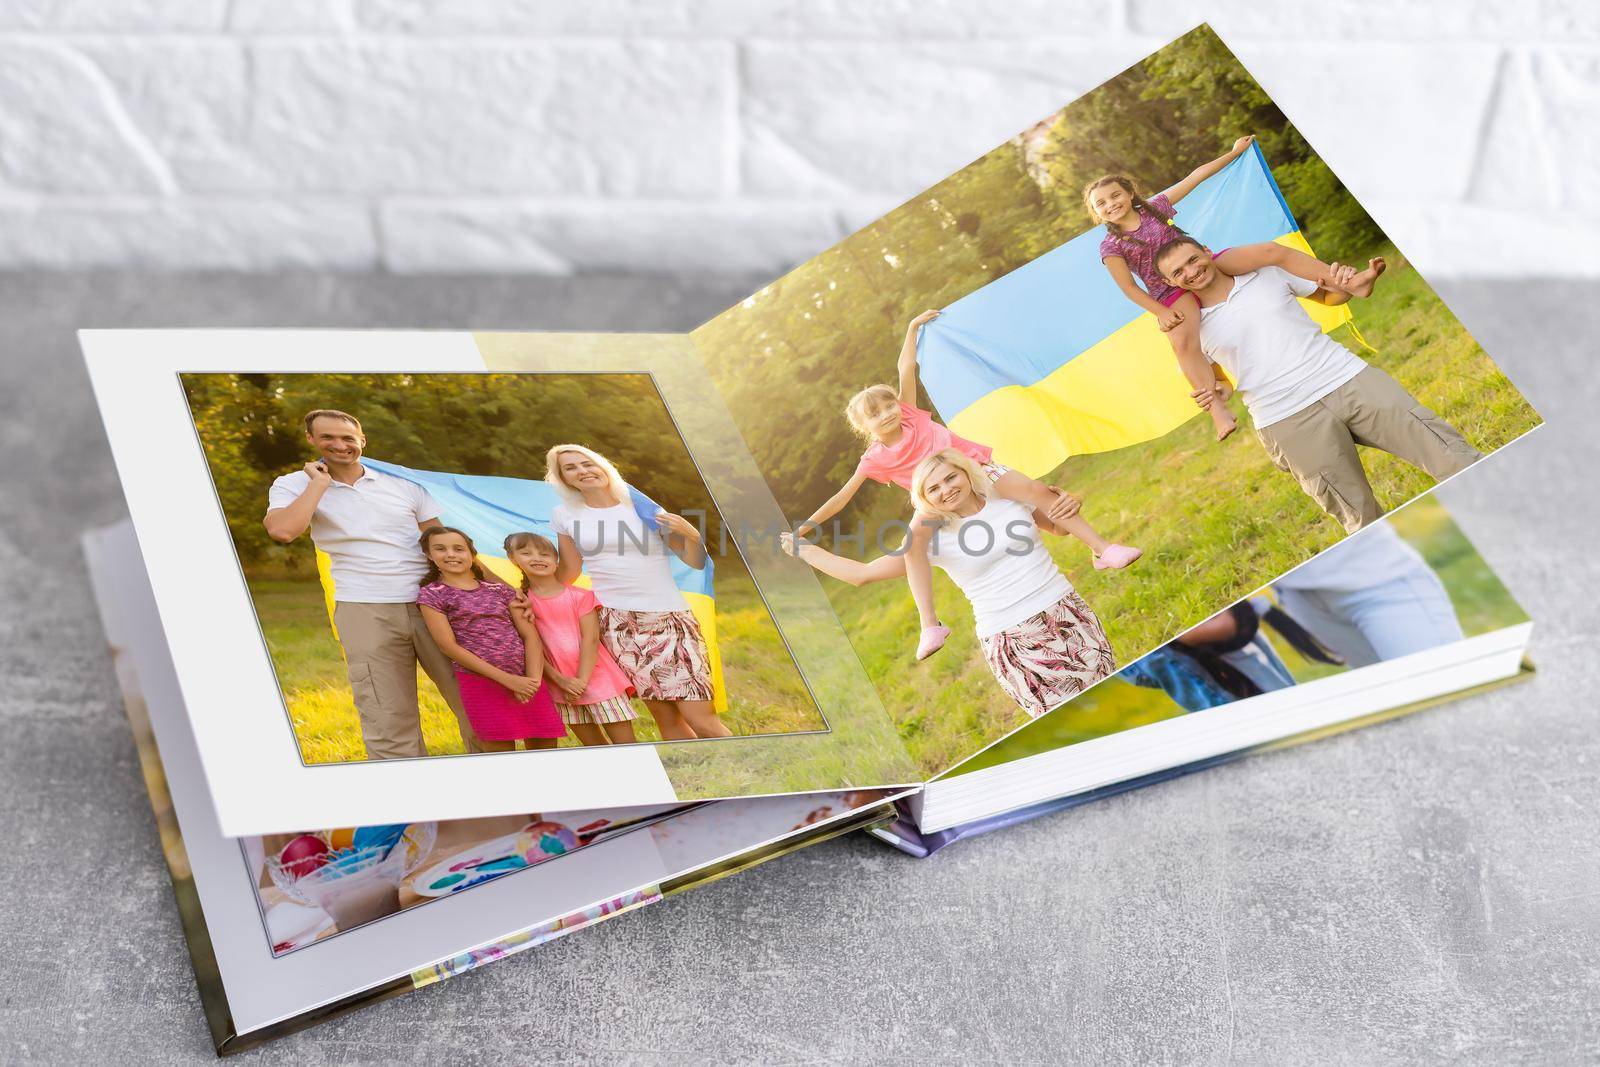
[412,821,582,897]
[410,806,693,897]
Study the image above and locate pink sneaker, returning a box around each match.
[915,623,951,661]
[1093,544,1143,570]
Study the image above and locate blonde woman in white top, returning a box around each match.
[543,444,730,741]
[786,448,1116,717]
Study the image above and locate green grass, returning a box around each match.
[251,573,828,765]
[942,495,1529,777]
[815,250,1542,777]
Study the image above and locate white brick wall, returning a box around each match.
[0,0,1593,276]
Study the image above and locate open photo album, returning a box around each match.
[89,517,904,1052]
[78,26,1541,1051]
[85,493,1531,1052]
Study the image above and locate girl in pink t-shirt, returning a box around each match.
[1086,134,1384,441]
[504,531,639,746]
[796,309,1141,662]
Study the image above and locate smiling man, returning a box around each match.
[1155,236,1482,532]
[263,409,480,760]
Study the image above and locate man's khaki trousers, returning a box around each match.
[332,601,481,760]
[1254,367,1482,533]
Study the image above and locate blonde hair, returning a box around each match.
[544,444,627,508]
[845,384,899,439]
[909,448,992,527]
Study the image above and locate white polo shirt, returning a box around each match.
[1197,265,1367,429]
[928,497,1073,639]
[267,466,441,603]
[550,499,688,613]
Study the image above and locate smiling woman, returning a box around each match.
[786,448,1117,718]
[910,450,1117,716]
[544,442,732,742]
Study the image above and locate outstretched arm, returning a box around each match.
[799,471,871,538]
[897,309,941,404]
[780,532,907,587]
[1162,135,1255,206]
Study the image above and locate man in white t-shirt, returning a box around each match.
[264,409,478,760]
[1155,237,1481,532]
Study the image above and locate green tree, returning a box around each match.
[695,136,1073,540]
[695,25,1389,543]
[181,373,733,579]
[1038,25,1383,260]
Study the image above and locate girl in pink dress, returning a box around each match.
[416,527,564,752]
[796,309,1140,662]
[1086,134,1384,441]
[504,532,640,747]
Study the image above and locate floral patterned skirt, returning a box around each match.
[979,589,1116,717]
[598,607,715,702]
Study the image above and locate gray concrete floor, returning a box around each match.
[0,273,1594,1063]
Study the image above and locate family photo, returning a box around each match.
[181,371,827,765]
[691,25,1541,775]
[953,498,1528,769]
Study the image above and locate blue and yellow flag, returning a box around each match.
[316,458,726,712]
[918,144,1353,477]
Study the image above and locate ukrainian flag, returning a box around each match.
[315,458,726,712]
[918,144,1353,477]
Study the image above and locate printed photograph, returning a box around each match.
[180,371,828,765]
[691,25,1541,775]
[248,790,894,957]
[950,498,1529,773]
[248,808,681,956]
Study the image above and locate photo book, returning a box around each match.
[79,27,1541,1052]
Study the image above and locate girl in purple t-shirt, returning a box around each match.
[416,526,564,751]
[1085,134,1385,442]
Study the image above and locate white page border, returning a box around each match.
[81,330,678,835]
